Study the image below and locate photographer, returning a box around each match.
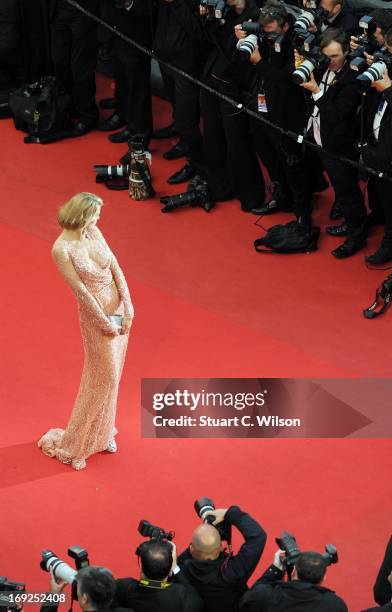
[101,0,154,148]
[49,0,100,136]
[350,10,392,66]
[199,0,266,212]
[242,2,323,226]
[300,27,367,258]
[178,506,267,612]
[361,29,392,265]
[304,0,358,36]
[154,0,206,185]
[113,540,204,611]
[240,549,348,611]
[41,566,130,612]
[363,572,392,610]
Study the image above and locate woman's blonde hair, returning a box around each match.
[58,192,103,230]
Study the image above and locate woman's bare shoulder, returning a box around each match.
[52,237,70,258]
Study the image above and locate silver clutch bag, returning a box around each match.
[107,314,123,328]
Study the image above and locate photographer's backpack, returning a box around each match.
[9,76,71,143]
[254,221,320,254]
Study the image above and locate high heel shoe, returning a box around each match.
[106,438,117,453]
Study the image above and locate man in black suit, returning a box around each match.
[312,0,359,36]
[301,27,367,258]
[361,35,392,265]
[178,505,266,612]
[113,540,204,612]
[49,0,100,135]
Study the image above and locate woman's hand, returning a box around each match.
[121,315,133,335]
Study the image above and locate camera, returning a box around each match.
[356,49,392,87]
[349,16,378,71]
[136,521,175,557]
[236,34,259,57]
[275,531,338,579]
[93,164,129,178]
[293,4,329,37]
[40,546,90,585]
[0,578,25,611]
[200,0,229,21]
[194,497,232,544]
[292,44,329,83]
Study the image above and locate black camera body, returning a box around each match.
[194,497,232,545]
[350,16,378,70]
[275,531,338,579]
[354,48,392,87]
[0,577,25,611]
[136,520,175,556]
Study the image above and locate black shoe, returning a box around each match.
[99,97,118,110]
[152,123,177,139]
[69,121,96,137]
[251,199,292,215]
[366,211,384,228]
[313,175,329,193]
[98,112,126,132]
[201,200,215,212]
[365,243,392,265]
[119,151,130,165]
[167,163,196,185]
[330,199,344,220]
[326,222,348,237]
[109,129,132,144]
[163,141,189,160]
[332,238,366,259]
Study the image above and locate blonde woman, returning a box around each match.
[38,193,133,470]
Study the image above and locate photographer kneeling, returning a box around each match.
[113,538,203,612]
[240,548,347,612]
[178,504,267,612]
[299,27,367,258]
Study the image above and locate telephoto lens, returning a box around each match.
[236,34,258,56]
[357,60,387,87]
[93,164,129,177]
[160,190,201,212]
[40,550,78,584]
[292,58,317,83]
[241,22,262,35]
[194,497,216,524]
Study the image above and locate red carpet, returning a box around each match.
[0,75,391,610]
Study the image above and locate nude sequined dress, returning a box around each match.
[38,225,133,470]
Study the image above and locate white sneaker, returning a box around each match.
[106,438,117,453]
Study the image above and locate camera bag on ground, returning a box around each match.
[254,220,320,254]
[9,76,71,143]
[363,274,392,318]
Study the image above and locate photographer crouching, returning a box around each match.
[113,521,204,611]
[178,498,267,612]
[240,532,347,612]
[298,28,367,258]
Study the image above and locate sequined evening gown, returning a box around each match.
[38,225,133,470]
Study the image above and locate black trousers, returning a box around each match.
[51,5,98,124]
[201,76,265,210]
[110,39,152,145]
[160,63,204,171]
[252,117,313,222]
[321,153,366,239]
[368,174,392,244]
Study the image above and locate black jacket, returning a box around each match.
[202,0,260,86]
[311,61,361,155]
[100,1,155,49]
[374,536,392,605]
[251,27,308,134]
[154,0,206,73]
[363,87,392,174]
[178,506,267,612]
[323,5,359,36]
[113,571,204,612]
[49,0,100,22]
[240,565,348,612]
[0,0,20,56]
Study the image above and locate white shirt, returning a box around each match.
[307,69,336,146]
[373,98,388,142]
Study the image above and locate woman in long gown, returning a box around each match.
[38,192,134,470]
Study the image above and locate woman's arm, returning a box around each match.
[52,244,118,335]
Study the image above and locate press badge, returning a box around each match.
[258,94,268,113]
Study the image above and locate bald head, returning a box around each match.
[190,524,222,561]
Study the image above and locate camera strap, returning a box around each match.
[139,578,172,590]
